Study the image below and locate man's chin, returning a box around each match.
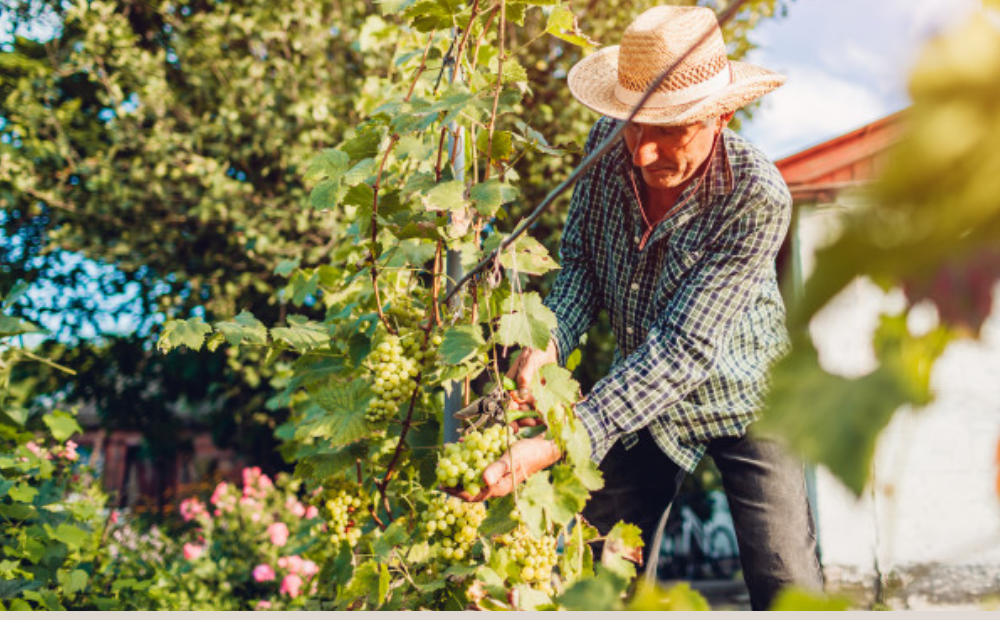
[641,170,685,189]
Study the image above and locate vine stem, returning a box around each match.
[451,0,482,79]
[370,33,437,337]
[443,0,751,305]
[483,0,506,183]
[469,6,499,73]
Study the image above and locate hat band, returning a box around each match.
[613,63,732,108]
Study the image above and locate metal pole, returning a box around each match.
[442,117,465,443]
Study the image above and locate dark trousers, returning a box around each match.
[581,429,824,611]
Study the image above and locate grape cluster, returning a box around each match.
[324,483,367,547]
[420,493,486,563]
[496,525,558,593]
[435,425,508,497]
[367,333,426,423]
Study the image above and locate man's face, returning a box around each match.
[622,117,726,190]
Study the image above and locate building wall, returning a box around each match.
[798,205,1000,606]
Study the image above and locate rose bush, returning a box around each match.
[101,467,328,610]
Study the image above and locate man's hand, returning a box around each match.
[446,435,561,502]
[507,340,558,411]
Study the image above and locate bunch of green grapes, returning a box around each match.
[496,525,559,593]
[435,424,508,497]
[420,493,486,563]
[324,482,367,547]
[367,333,424,423]
[387,297,425,329]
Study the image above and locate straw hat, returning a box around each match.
[567,5,785,126]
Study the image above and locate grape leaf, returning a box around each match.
[758,317,949,496]
[494,234,560,276]
[555,565,629,611]
[9,484,38,503]
[769,588,852,611]
[272,315,328,352]
[373,521,410,563]
[469,179,518,217]
[627,582,711,611]
[530,364,578,416]
[422,180,467,212]
[601,522,643,581]
[0,316,40,338]
[304,149,351,183]
[550,464,590,525]
[42,410,82,442]
[274,258,301,276]
[479,494,518,538]
[214,310,269,347]
[338,560,383,607]
[497,293,557,351]
[158,317,213,352]
[293,444,366,480]
[47,523,90,550]
[439,325,486,365]
[296,379,376,448]
[58,569,89,598]
[517,468,584,536]
[0,281,30,308]
[341,124,385,161]
[476,130,513,162]
[310,177,347,210]
[544,5,598,49]
[501,59,528,85]
[558,520,598,583]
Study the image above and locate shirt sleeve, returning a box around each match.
[574,180,792,463]
[542,122,609,366]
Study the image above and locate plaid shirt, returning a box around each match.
[545,117,792,471]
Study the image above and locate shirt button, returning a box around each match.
[626,327,634,335]
[630,283,640,291]
[633,236,640,244]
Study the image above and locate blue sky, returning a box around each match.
[742,0,982,159]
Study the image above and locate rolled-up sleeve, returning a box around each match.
[573,183,792,463]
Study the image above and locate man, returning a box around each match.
[461,5,823,610]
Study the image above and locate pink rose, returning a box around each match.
[183,543,204,560]
[258,474,274,491]
[252,564,276,582]
[239,496,260,511]
[268,522,289,547]
[179,498,206,522]
[256,601,272,610]
[279,574,303,598]
[25,441,43,457]
[304,505,319,520]
[211,481,229,505]
[301,559,319,579]
[110,510,120,525]
[60,440,79,462]
[287,499,306,518]
[277,555,303,574]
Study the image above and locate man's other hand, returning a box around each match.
[507,340,558,411]
[445,435,561,502]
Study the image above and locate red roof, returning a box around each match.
[775,110,907,203]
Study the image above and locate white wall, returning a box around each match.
[797,204,1000,603]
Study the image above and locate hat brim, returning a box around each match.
[567,46,785,126]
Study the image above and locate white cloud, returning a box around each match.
[742,66,891,159]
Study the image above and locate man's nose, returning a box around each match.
[632,136,659,168]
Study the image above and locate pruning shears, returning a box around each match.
[453,385,510,434]
[453,382,538,436]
